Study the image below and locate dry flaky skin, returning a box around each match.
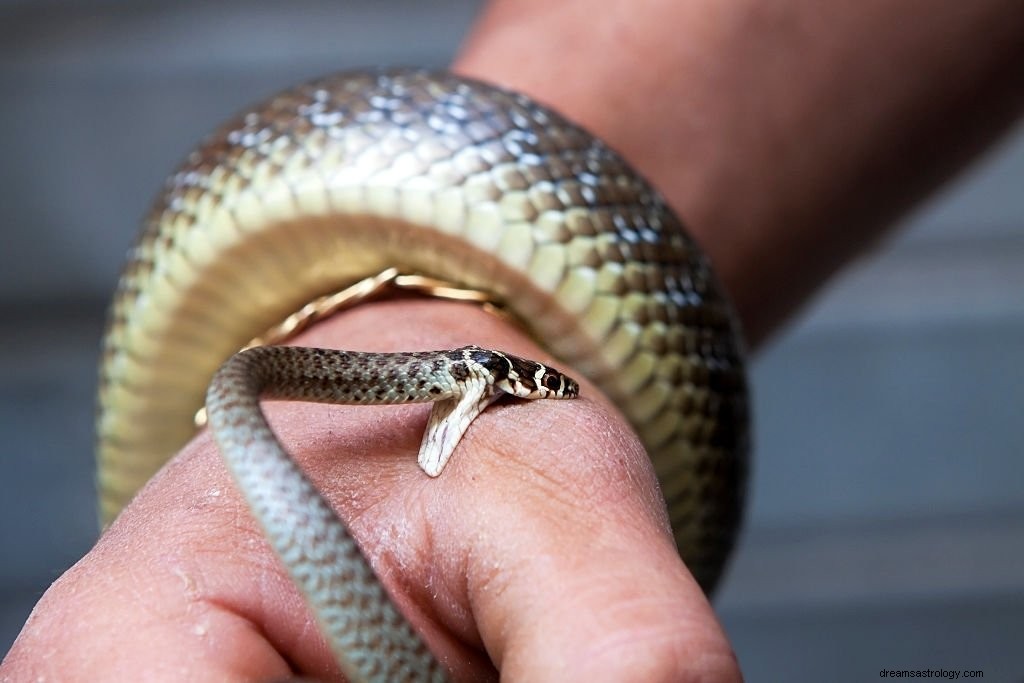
[97,70,749,590]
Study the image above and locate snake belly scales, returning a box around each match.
[97,69,749,681]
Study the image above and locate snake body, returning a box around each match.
[97,69,749,678]
[206,345,577,680]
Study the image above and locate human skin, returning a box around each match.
[3,1,1023,681]
[454,0,1024,346]
[4,302,737,682]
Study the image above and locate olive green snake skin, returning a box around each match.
[97,69,749,680]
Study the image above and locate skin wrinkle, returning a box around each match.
[245,558,334,678]
[401,489,491,671]
[495,395,671,543]
[422,475,499,655]
[475,417,584,527]
[137,433,342,678]
[500,541,726,682]
[71,519,298,681]
[461,447,633,673]
[298,421,413,521]
[413,523,496,680]
[464,534,540,673]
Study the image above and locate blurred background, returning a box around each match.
[1,1,1022,680]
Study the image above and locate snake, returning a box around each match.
[96,69,749,681]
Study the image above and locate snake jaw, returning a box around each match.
[411,348,579,478]
[417,375,498,477]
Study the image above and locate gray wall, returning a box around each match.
[2,2,1022,679]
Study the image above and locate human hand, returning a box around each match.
[1,300,741,682]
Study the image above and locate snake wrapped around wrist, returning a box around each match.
[96,69,749,681]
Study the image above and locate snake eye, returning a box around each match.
[543,373,562,393]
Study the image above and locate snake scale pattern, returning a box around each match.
[206,344,577,680]
[96,69,749,679]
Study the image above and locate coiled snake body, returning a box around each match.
[97,70,749,680]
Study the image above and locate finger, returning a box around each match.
[462,411,742,682]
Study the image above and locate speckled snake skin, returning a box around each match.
[96,69,749,679]
[204,344,578,680]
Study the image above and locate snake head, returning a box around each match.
[465,347,579,400]
[526,363,580,400]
